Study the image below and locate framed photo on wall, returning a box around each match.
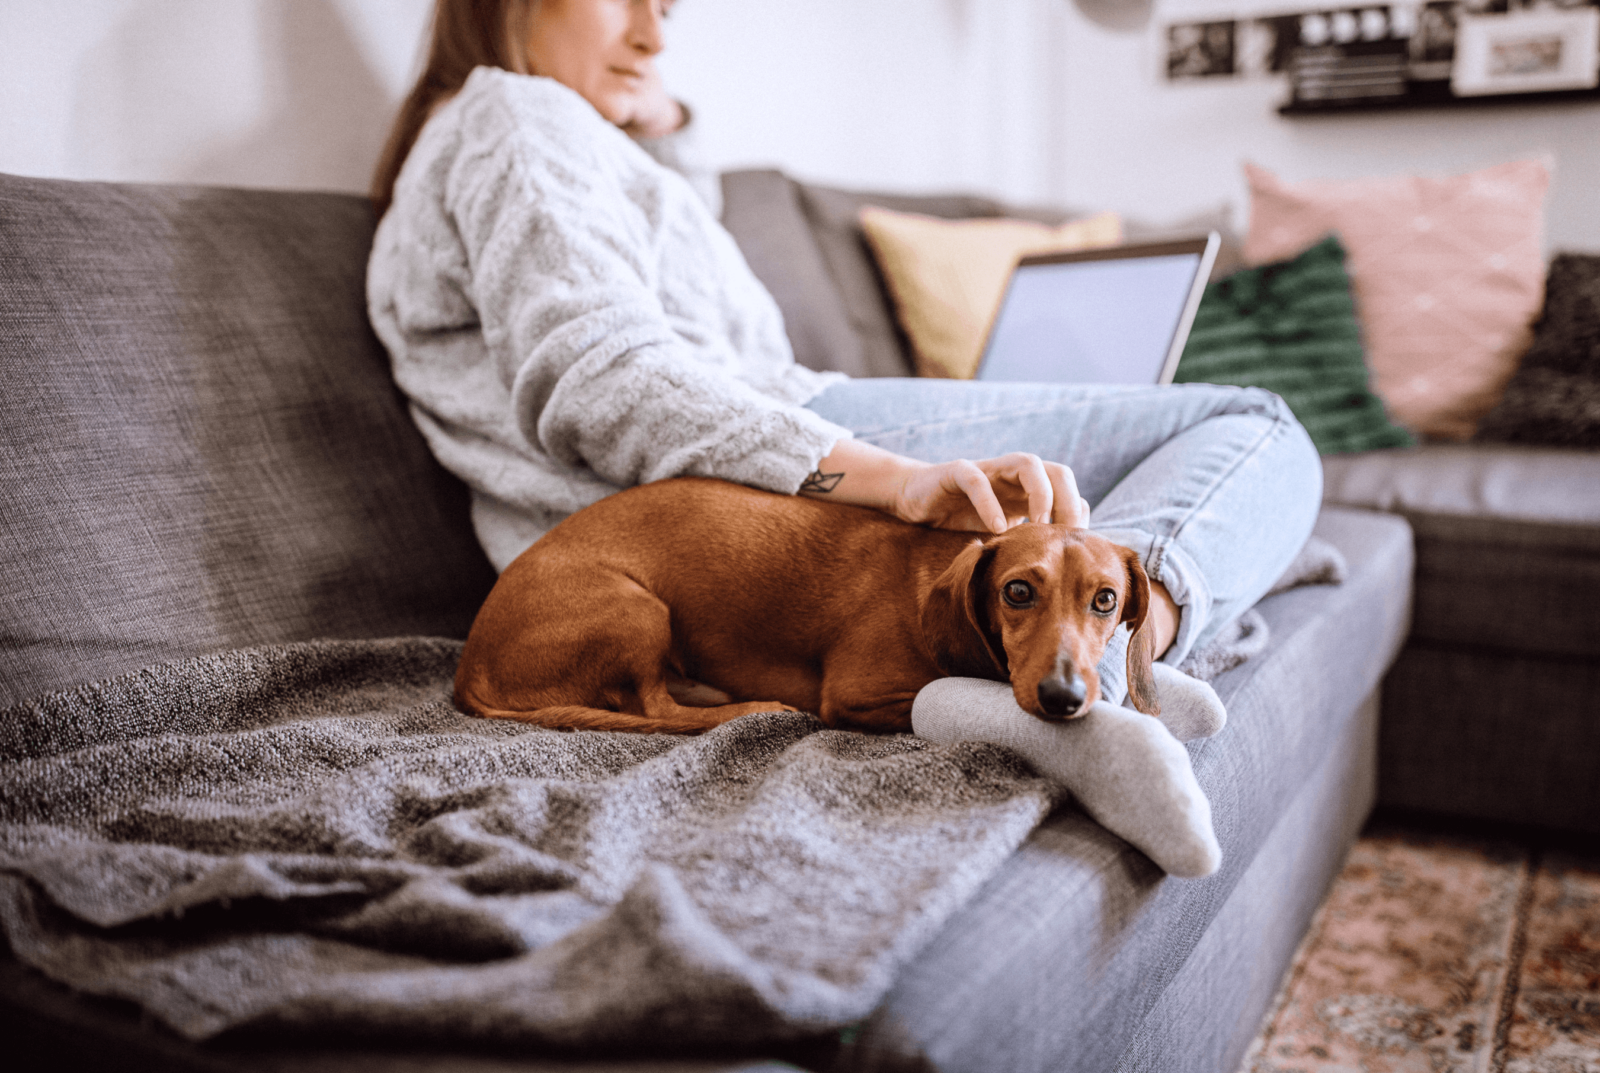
[1451,5,1600,95]
[1166,20,1238,79]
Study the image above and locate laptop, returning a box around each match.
[974,233,1221,386]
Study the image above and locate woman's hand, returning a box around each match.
[799,439,1090,534]
[894,454,1090,533]
[617,65,686,140]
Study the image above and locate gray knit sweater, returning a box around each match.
[368,67,849,571]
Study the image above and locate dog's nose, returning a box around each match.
[1037,674,1088,718]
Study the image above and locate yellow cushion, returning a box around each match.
[858,205,1123,379]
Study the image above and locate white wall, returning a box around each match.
[0,0,432,193]
[2,0,1594,248]
[657,0,1072,206]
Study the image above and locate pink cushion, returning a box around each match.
[1243,159,1549,441]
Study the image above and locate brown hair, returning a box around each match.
[370,0,534,216]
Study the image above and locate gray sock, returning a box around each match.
[911,678,1222,878]
[1150,663,1228,742]
[1095,628,1226,741]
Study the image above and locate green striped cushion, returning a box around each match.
[1174,234,1413,455]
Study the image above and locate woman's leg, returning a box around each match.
[805,379,1322,694]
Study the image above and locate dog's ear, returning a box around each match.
[921,540,1008,681]
[1120,547,1161,717]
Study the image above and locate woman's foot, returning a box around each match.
[1094,629,1227,742]
[1150,663,1227,742]
[910,678,1222,877]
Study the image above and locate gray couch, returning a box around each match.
[0,165,1587,1073]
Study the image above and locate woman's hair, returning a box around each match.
[370,0,534,216]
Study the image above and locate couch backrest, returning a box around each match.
[0,173,497,706]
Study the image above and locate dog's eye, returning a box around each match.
[1002,580,1035,607]
[1092,589,1117,614]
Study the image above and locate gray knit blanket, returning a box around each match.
[0,539,1345,1049]
[0,638,1054,1048]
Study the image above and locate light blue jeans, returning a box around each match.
[804,379,1323,700]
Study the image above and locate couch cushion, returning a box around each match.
[842,505,1413,1073]
[743,167,1243,385]
[1323,444,1600,659]
[0,173,497,706]
[1113,693,1378,1073]
[718,170,869,378]
[795,182,1010,380]
[788,178,1243,382]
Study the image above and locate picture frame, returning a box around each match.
[1166,20,1238,79]
[1451,6,1600,96]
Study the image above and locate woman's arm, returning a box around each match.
[800,439,1092,534]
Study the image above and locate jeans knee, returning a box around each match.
[1206,385,1304,443]
[1271,404,1324,520]
[1233,386,1315,468]
[1222,386,1321,518]
[1235,385,1296,425]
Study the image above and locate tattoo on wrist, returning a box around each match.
[801,469,844,493]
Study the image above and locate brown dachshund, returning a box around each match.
[455,477,1159,733]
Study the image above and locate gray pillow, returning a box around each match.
[719,170,868,377]
[0,173,496,705]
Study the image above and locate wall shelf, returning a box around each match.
[1279,81,1600,116]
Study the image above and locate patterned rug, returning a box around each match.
[1239,821,1600,1073]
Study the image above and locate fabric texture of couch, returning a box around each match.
[0,162,1587,1073]
[0,178,497,707]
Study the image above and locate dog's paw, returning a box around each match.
[666,677,735,707]
[707,700,801,719]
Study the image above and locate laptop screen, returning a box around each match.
[975,236,1217,386]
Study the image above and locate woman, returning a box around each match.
[367,0,1322,712]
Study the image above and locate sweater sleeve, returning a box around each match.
[446,97,849,497]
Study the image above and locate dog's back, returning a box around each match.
[522,476,963,620]
[456,478,969,730]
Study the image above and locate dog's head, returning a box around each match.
[920,525,1159,721]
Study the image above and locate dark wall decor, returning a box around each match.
[1163,0,1600,114]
